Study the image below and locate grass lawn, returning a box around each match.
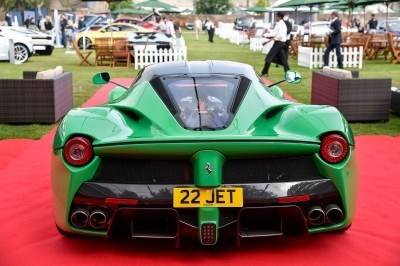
[0,30,399,139]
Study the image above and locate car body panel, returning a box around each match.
[74,22,152,47]
[114,18,158,30]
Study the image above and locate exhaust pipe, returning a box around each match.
[89,209,108,229]
[307,206,325,226]
[325,204,344,224]
[71,208,90,228]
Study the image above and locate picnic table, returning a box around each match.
[366,35,389,60]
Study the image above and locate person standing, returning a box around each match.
[367,14,378,34]
[44,16,53,35]
[65,19,76,51]
[323,11,343,69]
[194,17,202,40]
[205,18,215,43]
[276,12,293,68]
[24,16,31,28]
[60,14,68,48]
[78,16,85,30]
[28,17,36,30]
[38,16,46,32]
[5,13,12,26]
[159,16,166,34]
[165,16,175,38]
[261,11,290,77]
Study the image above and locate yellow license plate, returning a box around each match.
[173,187,243,208]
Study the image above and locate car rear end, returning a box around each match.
[52,65,357,245]
[52,131,356,245]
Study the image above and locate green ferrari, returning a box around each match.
[51,60,357,246]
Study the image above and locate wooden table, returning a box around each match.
[367,39,389,60]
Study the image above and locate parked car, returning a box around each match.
[234,16,254,31]
[0,29,34,63]
[126,31,172,49]
[77,15,109,32]
[75,22,152,49]
[114,18,158,31]
[378,19,400,34]
[52,60,357,246]
[303,21,331,36]
[0,27,53,55]
[185,22,194,30]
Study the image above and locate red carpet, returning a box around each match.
[0,80,399,265]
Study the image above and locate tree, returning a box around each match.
[110,0,135,12]
[194,0,233,14]
[255,0,271,8]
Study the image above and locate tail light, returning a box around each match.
[63,136,94,166]
[320,134,349,163]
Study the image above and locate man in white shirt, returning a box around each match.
[159,16,166,34]
[205,18,215,43]
[165,16,175,38]
[261,11,290,77]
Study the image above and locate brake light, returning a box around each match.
[320,134,349,163]
[63,136,93,166]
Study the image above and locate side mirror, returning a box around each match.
[108,87,126,102]
[285,70,302,84]
[92,72,110,85]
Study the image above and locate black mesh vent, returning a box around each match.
[93,158,193,184]
[231,76,251,114]
[223,156,326,184]
[150,78,177,115]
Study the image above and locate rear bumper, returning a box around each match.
[64,179,344,243]
[34,45,54,55]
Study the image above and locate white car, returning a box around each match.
[0,27,54,55]
[303,21,331,36]
[0,29,34,63]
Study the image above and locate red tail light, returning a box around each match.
[63,136,93,166]
[320,134,349,163]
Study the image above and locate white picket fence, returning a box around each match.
[298,46,363,69]
[250,37,274,51]
[134,45,187,70]
[229,31,249,45]
[216,22,235,40]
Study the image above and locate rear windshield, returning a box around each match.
[162,77,240,130]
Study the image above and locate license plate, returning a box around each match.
[173,187,243,208]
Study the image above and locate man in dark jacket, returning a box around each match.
[323,11,343,69]
[5,13,12,26]
[367,14,378,33]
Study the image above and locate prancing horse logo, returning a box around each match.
[205,163,213,174]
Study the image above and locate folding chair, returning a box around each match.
[72,38,92,66]
[388,33,400,64]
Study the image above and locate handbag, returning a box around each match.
[262,39,274,55]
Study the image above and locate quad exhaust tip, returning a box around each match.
[325,204,344,224]
[307,206,325,226]
[71,208,90,228]
[89,209,108,229]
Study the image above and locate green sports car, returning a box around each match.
[51,60,357,246]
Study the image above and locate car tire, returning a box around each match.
[78,37,92,49]
[13,43,29,63]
